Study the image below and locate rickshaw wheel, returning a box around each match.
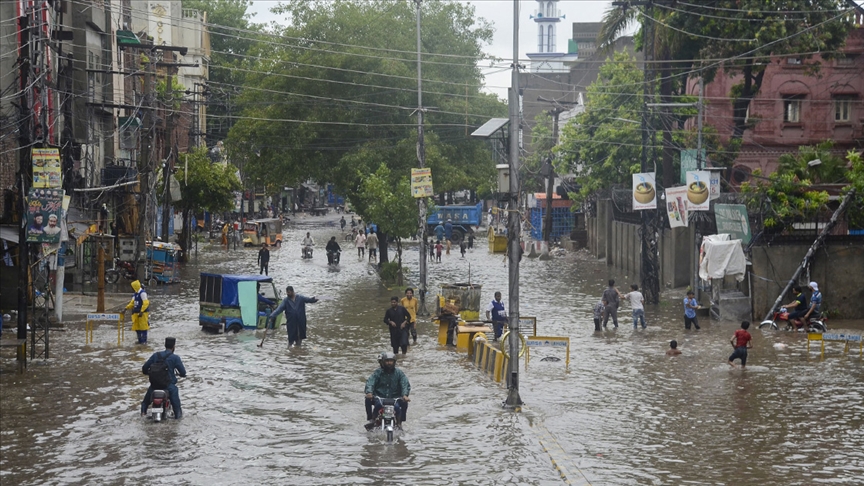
[227,323,243,334]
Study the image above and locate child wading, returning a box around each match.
[728,321,753,369]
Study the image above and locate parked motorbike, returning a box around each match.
[327,250,341,266]
[105,258,137,284]
[759,308,827,332]
[370,397,401,442]
[147,390,173,422]
[302,246,314,259]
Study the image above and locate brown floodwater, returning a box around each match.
[2,218,863,485]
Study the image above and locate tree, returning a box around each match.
[226,0,504,217]
[555,53,643,201]
[524,112,555,193]
[359,164,422,279]
[173,147,241,257]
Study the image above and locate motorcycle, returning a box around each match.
[759,308,827,332]
[105,258,137,284]
[327,250,341,266]
[147,389,173,422]
[302,246,314,259]
[370,397,401,442]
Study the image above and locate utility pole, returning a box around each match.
[639,0,660,305]
[414,0,429,316]
[16,6,33,366]
[161,70,175,240]
[504,0,523,408]
[694,77,704,300]
[137,47,154,275]
[536,99,572,244]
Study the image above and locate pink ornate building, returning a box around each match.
[696,20,864,184]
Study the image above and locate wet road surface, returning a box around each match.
[2,216,863,485]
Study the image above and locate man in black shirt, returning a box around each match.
[257,243,270,275]
[383,297,411,355]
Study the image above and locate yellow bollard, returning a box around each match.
[118,312,125,346]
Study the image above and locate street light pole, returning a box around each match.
[504,0,522,408]
[414,0,429,316]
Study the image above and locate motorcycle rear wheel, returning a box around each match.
[810,322,826,332]
[386,429,393,442]
[105,270,120,284]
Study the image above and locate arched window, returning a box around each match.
[546,2,554,18]
[547,25,554,52]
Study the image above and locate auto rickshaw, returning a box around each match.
[199,273,285,333]
[242,218,283,247]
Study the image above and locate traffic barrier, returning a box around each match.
[85,313,124,345]
[807,332,863,358]
[472,334,507,383]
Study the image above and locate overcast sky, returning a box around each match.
[246,0,613,99]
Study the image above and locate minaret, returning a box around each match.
[526,0,577,73]
[533,0,561,53]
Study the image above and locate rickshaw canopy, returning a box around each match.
[200,273,274,307]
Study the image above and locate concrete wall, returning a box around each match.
[587,199,692,289]
[751,242,864,319]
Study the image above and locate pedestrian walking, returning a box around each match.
[384,296,411,355]
[445,238,451,256]
[593,299,604,332]
[467,232,474,249]
[268,286,319,346]
[435,240,443,262]
[601,280,621,328]
[728,321,753,369]
[621,284,646,329]
[340,216,346,231]
[428,238,435,262]
[366,230,379,263]
[257,243,270,276]
[400,288,419,344]
[459,240,467,258]
[485,291,507,341]
[354,230,366,259]
[683,290,701,330]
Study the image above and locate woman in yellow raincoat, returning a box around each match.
[125,280,150,344]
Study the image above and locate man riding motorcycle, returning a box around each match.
[364,352,410,430]
[302,232,315,258]
[326,236,342,265]
[781,285,809,327]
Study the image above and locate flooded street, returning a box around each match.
[2,217,864,485]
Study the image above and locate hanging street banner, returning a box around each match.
[32,147,62,188]
[632,172,657,210]
[665,186,689,228]
[685,171,711,211]
[714,204,751,244]
[26,188,65,243]
[411,168,434,198]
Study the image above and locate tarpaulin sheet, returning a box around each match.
[699,238,746,282]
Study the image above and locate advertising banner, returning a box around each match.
[685,171,711,211]
[32,147,62,188]
[708,169,722,200]
[26,188,65,243]
[679,149,705,185]
[714,204,751,244]
[632,172,657,210]
[411,168,434,198]
[665,186,689,228]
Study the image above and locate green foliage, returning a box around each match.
[378,261,405,285]
[226,0,505,211]
[156,77,186,110]
[359,164,419,240]
[524,112,554,193]
[174,147,242,213]
[741,171,829,229]
[777,141,848,184]
[554,52,643,202]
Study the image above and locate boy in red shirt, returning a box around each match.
[728,321,753,369]
[435,240,443,262]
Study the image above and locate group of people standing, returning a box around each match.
[593,280,646,331]
[352,227,379,262]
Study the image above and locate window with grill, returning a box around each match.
[834,95,855,122]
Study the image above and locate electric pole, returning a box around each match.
[504,0,523,408]
[16,5,33,361]
[161,70,175,241]
[536,99,572,244]
[137,47,154,274]
[414,0,429,316]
